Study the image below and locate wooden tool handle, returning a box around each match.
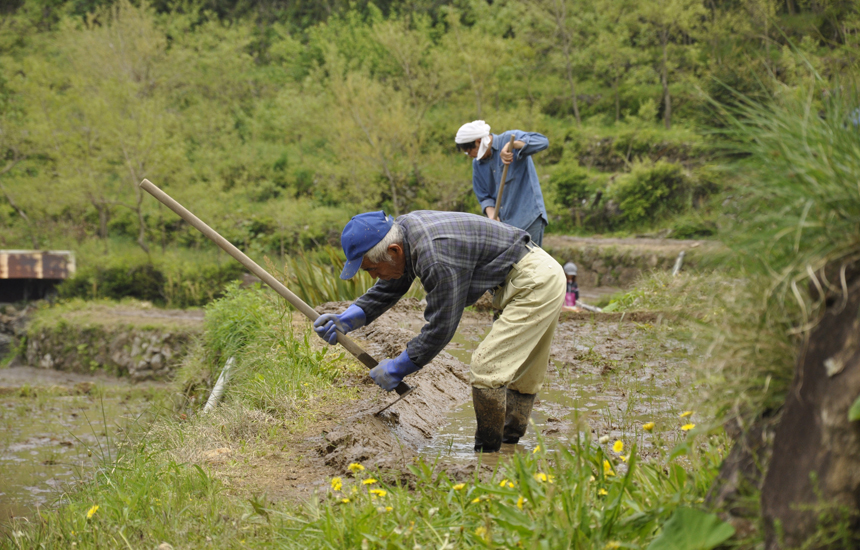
[493,134,517,221]
[139,179,411,396]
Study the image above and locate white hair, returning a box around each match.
[365,224,403,264]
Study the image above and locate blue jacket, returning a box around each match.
[472,130,549,231]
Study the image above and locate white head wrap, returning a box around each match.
[455,120,492,159]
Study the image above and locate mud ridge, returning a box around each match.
[315,300,472,470]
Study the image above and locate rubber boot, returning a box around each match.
[472,386,506,453]
[502,388,537,444]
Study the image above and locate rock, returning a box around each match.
[761,271,860,549]
[0,333,12,359]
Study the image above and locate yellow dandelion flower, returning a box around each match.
[452,483,466,491]
[642,422,655,432]
[341,498,350,503]
[517,496,525,510]
[507,481,515,488]
[619,454,630,463]
[533,472,548,482]
[330,477,343,491]
[475,526,488,539]
[603,460,615,477]
[86,505,99,519]
[369,489,387,497]
[532,445,541,454]
[681,423,695,431]
[362,478,378,485]
[612,440,624,453]
[598,488,608,496]
[499,479,509,487]
[680,411,693,418]
[385,506,393,512]
[347,463,365,473]
[471,497,481,504]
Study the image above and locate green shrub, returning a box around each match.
[57,261,244,308]
[610,160,690,227]
[553,163,593,210]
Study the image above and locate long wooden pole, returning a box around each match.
[493,134,517,222]
[139,178,412,397]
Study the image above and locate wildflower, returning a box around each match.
[619,454,630,463]
[369,489,387,497]
[681,423,695,431]
[330,477,343,491]
[471,497,481,504]
[475,526,489,541]
[598,488,608,496]
[385,506,393,512]
[347,463,365,473]
[499,479,515,488]
[598,435,610,444]
[532,445,541,454]
[341,498,350,503]
[452,483,466,491]
[362,478,378,485]
[642,422,655,432]
[680,411,693,418]
[86,505,99,519]
[603,460,615,477]
[612,440,623,453]
[605,542,621,549]
[516,496,525,510]
[533,472,554,484]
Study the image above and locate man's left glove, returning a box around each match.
[313,304,366,345]
[369,350,420,392]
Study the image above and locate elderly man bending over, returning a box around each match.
[313,210,565,453]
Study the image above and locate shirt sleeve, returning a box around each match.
[472,161,497,213]
[405,263,470,367]
[515,131,549,161]
[354,275,414,325]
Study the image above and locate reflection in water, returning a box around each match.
[0,392,151,523]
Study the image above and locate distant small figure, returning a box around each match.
[562,262,579,312]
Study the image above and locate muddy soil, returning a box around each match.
[208,298,694,504]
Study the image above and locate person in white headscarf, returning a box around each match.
[455,120,550,246]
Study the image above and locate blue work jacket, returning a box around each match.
[472,130,549,231]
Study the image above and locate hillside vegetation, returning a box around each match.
[1,0,857,270]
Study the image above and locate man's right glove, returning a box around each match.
[313,304,366,345]
[369,350,420,392]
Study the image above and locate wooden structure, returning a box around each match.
[0,250,76,302]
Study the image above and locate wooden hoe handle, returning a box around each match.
[493,134,517,222]
[139,179,412,396]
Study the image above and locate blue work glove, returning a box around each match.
[313,304,366,345]
[369,350,420,392]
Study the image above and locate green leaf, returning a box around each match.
[849,395,860,422]
[646,507,735,550]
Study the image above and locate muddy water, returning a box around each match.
[0,372,159,522]
[416,311,691,465]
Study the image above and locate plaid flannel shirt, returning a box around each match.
[354,210,530,367]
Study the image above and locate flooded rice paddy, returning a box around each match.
[0,371,162,523]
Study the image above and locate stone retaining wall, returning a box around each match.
[542,235,721,288]
[24,324,198,381]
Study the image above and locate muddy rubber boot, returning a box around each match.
[472,386,506,453]
[502,388,537,444]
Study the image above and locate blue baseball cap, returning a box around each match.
[340,211,395,279]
